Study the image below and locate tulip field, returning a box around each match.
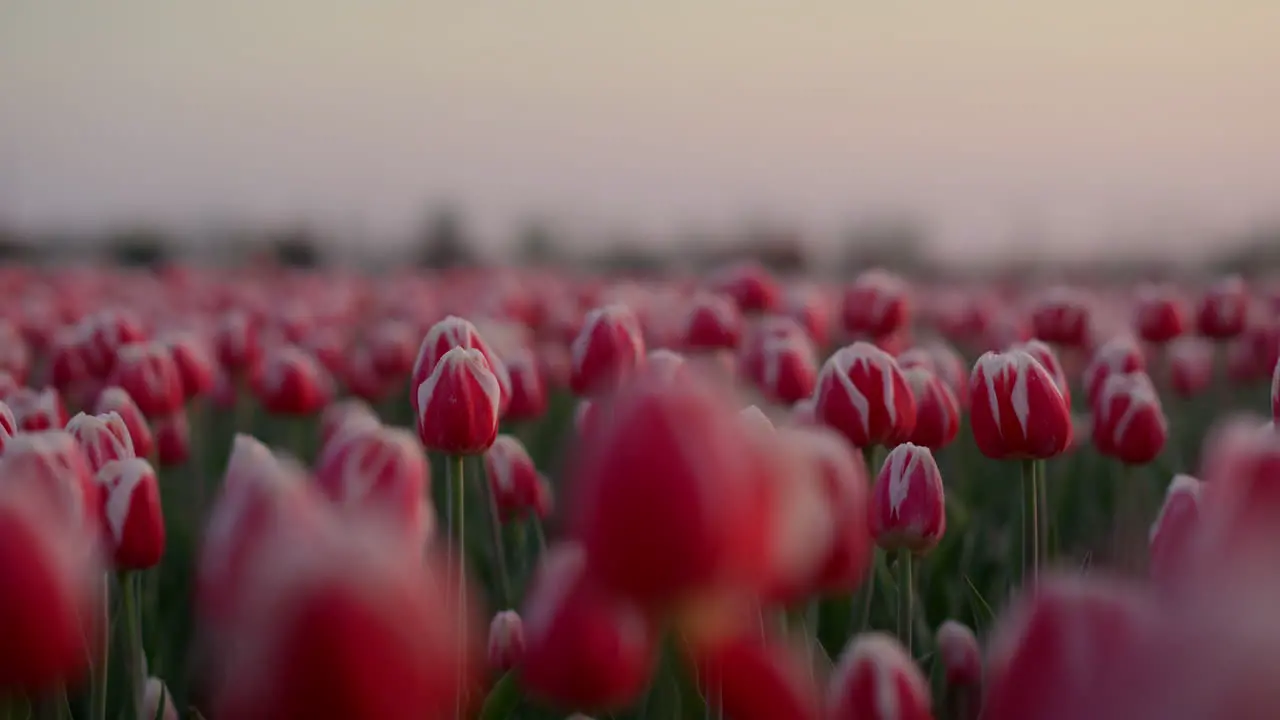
[2,262,1280,719]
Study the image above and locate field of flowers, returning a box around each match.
[0,261,1278,719]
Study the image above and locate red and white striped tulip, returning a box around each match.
[65,411,136,472]
[841,269,911,340]
[1167,337,1214,398]
[1092,372,1167,464]
[9,386,68,432]
[692,631,822,720]
[487,610,526,673]
[709,261,781,314]
[1012,339,1071,408]
[787,427,872,596]
[1195,275,1248,340]
[902,367,960,450]
[110,342,185,418]
[484,435,552,522]
[569,304,646,396]
[153,411,191,467]
[681,292,743,351]
[827,632,932,720]
[898,341,970,409]
[814,342,916,449]
[315,424,432,544]
[871,442,946,555]
[410,315,512,416]
[0,431,99,530]
[1148,474,1202,588]
[1133,283,1188,344]
[503,348,548,422]
[937,620,983,720]
[318,398,381,452]
[740,317,819,404]
[252,345,333,416]
[1083,335,1146,407]
[1030,287,1091,348]
[969,350,1073,460]
[97,457,165,570]
[163,332,217,399]
[416,346,501,455]
[94,386,154,460]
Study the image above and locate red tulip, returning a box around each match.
[81,309,148,378]
[693,632,822,720]
[969,350,1072,460]
[783,427,871,596]
[870,443,946,553]
[519,544,660,711]
[0,371,19,401]
[9,386,68,432]
[315,423,432,543]
[681,292,743,351]
[318,398,381,452]
[1271,359,1279,423]
[1092,372,1167,464]
[1030,287,1091,348]
[0,431,99,530]
[1148,474,1202,588]
[48,330,99,407]
[709,261,780,313]
[213,310,262,373]
[210,517,481,720]
[1012,339,1071,408]
[143,678,179,720]
[841,269,911,339]
[902,367,960,449]
[503,348,548,421]
[487,610,525,673]
[935,620,981,687]
[814,342,917,449]
[93,387,154,459]
[110,342,185,417]
[1133,284,1187,343]
[151,411,190,466]
[0,483,104,690]
[367,318,418,377]
[568,371,775,609]
[1196,275,1248,340]
[898,341,969,409]
[410,316,512,417]
[643,348,693,385]
[569,304,646,396]
[65,411,136,472]
[1083,335,1146,407]
[740,317,819,404]
[98,457,165,570]
[0,400,15,454]
[782,284,832,348]
[416,346,501,455]
[484,435,552,522]
[163,332,216,399]
[827,632,932,720]
[1168,337,1213,398]
[252,345,333,416]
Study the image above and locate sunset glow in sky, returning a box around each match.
[3,2,1279,260]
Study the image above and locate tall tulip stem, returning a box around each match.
[1021,459,1040,587]
[118,571,145,720]
[482,473,513,606]
[90,573,110,720]
[1036,459,1049,562]
[897,550,914,654]
[448,455,468,719]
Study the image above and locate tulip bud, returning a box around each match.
[318,398,381,452]
[1272,359,1279,424]
[692,632,822,720]
[9,386,68,432]
[1168,337,1213,398]
[143,677,179,720]
[366,318,417,377]
[1030,286,1091,348]
[740,318,819,405]
[315,424,431,542]
[0,431,99,530]
[1196,275,1248,340]
[681,292,743,351]
[1092,372,1167,464]
[109,342,185,418]
[488,610,526,672]
[503,348,548,421]
[252,345,333,416]
[937,620,983,720]
[871,443,945,553]
[213,310,261,373]
[82,309,148,378]
[898,340,969,408]
[519,544,660,711]
[814,342,916,449]
[827,632,932,720]
[65,411,136,472]
[783,284,832,348]
[902,367,960,450]
[0,399,16,454]
[1083,335,1146,407]
[93,386,153,458]
[1012,339,1072,407]
[416,346,501,455]
[569,304,647,396]
[410,315,512,417]
[153,411,190,467]
[164,332,216,399]
[1133,284,1188,344]
[98,457,166,570]
[841,269,911,339]
[1149,474,1202,588]
[485,435,552,522]
[969,350,1072,460]
[709,261,780,313]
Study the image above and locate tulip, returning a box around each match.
[841,269,911,340]
[1167,337,1213,398]
[681,292,743,351]
[0,399,16,454]
[1092,371,1167,465]
[251,344,333,417]
[783,284,832,347]
[9,386,68,432]
[163,332,216,399]
[213,310,262,374]
[366,318,418,378]
[709,260,780,313]
[1030,286,1091,349]
[936,620,982,720]
[314,423,431,546]
[153,411,191,467]
[410,315,512,417]
[792,427,872,596]
[692,631,822,720]
[487,610,525,673]
[1133,283,1187,344]
[318,397,381,451]
[65,411,136,472]
[1195,274,1248,340]
[569,304,646,396]
[143,677,179,720]
[898,340,969,408]
[814,342,917,452]
[1148,474,1202,589]
[827,632,932,720]
[109,342,186,418]
[1012,339,1071,407]
[519,544,659,712]
[0,431,100,531]
[503,347,548,421]
[902,367,960,449]
[93,386,155,460]
[1083,334,1146,407]
[416,346,501,456]
[97,457,165,570]
[484,435,552,523]
[740,317,819,404]
[81,309,148,378]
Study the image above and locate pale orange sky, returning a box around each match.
[2,1,1279,261]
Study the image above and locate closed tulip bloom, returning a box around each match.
[827,633,932,720]
[741,318,819,404]
[410,315,512,417]
[48,330,97,407]
[210,518,481,720]
[841,269,911,339]
[213,310,262,373]
[65,411,136,472]
[416,346,501,455]
[0,371,19,401]
[1272,359,1279,423]
[1030,287,1091,348]
[936,620,981,687]
[315,424,431,542]
[252,345,333,416]
[796,427,872,594]
[568,372,776,609]
[1083,335,1147,407]
[871,443,946,553]
[0,400,16,454]
[1149,474,1202,588]
[503,348,548,421]
[681,292,743,351]
[488,610,525,673]
[485,435,552,522]
[783,284,833,348]
[109,342,185,417]
[693,632,822,720]
[1012,339,1072,408]
[1196,275,1248,339]
[81,309,148,378]
[1133,284,1188,343]
[9,386,67,432]
[153,411,190,467]
[164,332,216,399]
[366,318,418,377]
[318,398,381,452]
[0,431,99,530]
[98,457,165,570]
[1168,337,1214,398]
[1092,372,1167,464]
[93,386,154,459]
[902,367,960,450]
[756,428,838,605]
[969,350,1073,460]
[814,342,917,449]
[0,484,104,690]
[708,261,780,313]
[519,544,660,712]
[569,304,647,396]
[143,677,179,720]
[898,341,970,409]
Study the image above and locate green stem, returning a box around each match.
[1036,459,1050,563]
[91,573,110,720]
[856,551,879,632]
[119,571,144,720]
[448,456,468,719]
[1021,459,1039,588]
[482,473,513,607]
[478,671,522,720]
[896,551,914,654]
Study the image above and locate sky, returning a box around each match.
[3,1,1280,262]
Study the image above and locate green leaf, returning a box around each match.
[479,671,523,720]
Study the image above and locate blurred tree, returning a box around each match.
[516,218,560,267]
[841,217,928,274]
[417,205,476,268]
[1212,226,1280,277]
[269,225,324,268]
[107,227,171,268]
[0,224,33,263]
